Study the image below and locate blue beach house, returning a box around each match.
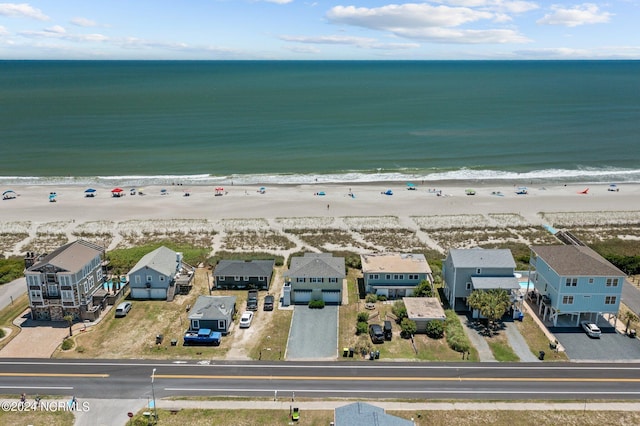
[528,245,625,327]
[442,248,519,312]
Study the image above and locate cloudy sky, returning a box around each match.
[0,1,638,59]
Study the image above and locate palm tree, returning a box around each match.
[63,314,74,337]
[468,289,511,329]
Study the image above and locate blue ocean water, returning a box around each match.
[1,60,639,186]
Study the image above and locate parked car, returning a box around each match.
[581,321,601,338]
[369,324,384,343]
[247,290,258,311]
[264,294,275,311]
[115,302,131,318]
[239,311,254,328]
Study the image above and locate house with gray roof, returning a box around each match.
[24,240,106,321]
[334,402,414,426]
[213,259,275,290]
[443,248,518,311]
[283,253,345,305]
[188,295,236,335]
[128,246,194,300]
[529,245,625,327]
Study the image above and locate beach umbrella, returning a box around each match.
[3,190,16,196]
[3,190,17,200]
[406,182,416,189]
[111,188,123,193]
[49,192,57,201]
[384,189,393,195]
[160,188,168,194]
[84,188,96,193]
[465,189,476,195]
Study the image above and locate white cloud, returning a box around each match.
[44,25,66,34]
[514,47,590,57]
[327,4,493,29]
[280,34,420,49]
[70,17,98,28]
[0,25,8,35]
[264,0,294,4]
[19,28,108,43]
[326,3,530,43]
[537,3,612,27]
[432,0,538,14]
[0,3,49,20]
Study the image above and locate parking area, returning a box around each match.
[285,305,338,360]
[552,326,640,361]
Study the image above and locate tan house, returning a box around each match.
[361,253,433,299]
[25,240,106,321]
[402,297,446,333]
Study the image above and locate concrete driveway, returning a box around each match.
[285,305,338,360]
[0,311,70,358]
[551,326,640,362]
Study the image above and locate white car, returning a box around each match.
[239,311,254,328]
[581,321,601,338]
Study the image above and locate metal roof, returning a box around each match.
[27,240,103,273]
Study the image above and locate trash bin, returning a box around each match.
[156,334,163,344]
[370,351,375,360]
[348,348,354,357]
[171,339,177,346]
[375,350,380,359]
[538,350,545,360]
[343,348,349,357]
[630,329,637,338]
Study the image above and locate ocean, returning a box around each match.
[1,60,639,186]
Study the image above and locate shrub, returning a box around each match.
[0,257,25,285]
[357,312,370,323]
[365,293,378,303]
[308,299,325,309]
[444,310,471,353]
[392,300,407,323]
[356,322,368,335]
[425,320,444,339]
[376,294,387,302]
[400,318,417,338]
[61,338,74,351]
[0,328,5,338]
[354,335,373,356]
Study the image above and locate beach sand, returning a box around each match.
[0,181,638,256]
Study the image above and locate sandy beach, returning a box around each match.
[0,181,638,256]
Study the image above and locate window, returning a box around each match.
[565,278,577,287]
[218,320,225,330]
[61,290,74,301]
[605,296,617,305]
[192,320,200,330]
[562,295,574,304]
[296,277,305,283]
[87,276,94,288]
[588,278,594,284]
[134,275,141,284]
[476,268,481,275]
[146,275,153,282]
[30,290,42,300]
[259,277,265,281]
[244,276,249,281]
[96,268,103,281]
[466,282,472,290]
[385,274,391,280]
[83,282,88,293]
[606,278,619,287]
[159,276,165,281]
[47,284,59,297]
[329,278,338,283]
[234,276,240,281]
[371,274,379,280]
[408,274,419,280]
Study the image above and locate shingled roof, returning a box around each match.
[531,245,625,276]
[27,240,104,273]
[213,259,275,277]
[286,253,345,278]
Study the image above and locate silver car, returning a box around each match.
[581,321,601,338]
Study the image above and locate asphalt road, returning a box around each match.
[2,359,640,401]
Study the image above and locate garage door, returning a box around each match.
[150,288,167,299]
[293,290,312,304]
[322,290,341,305]
[131,288,150,299]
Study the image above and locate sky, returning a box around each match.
[0,1,639,60]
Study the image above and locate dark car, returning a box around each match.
[263,295,274,311]
[383,320,392,341]
[369,324,384,344]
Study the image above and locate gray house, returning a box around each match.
[334,402,414,426]
[188,295,236,335]
[24,240,106,321]
[213,259,275,290]
[128,246,194,300]
[283,253,345,305]
[442,248,519,311]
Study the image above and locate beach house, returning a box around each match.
[283,253,345,305]
[213,259,275,290]
[442,248,519,311]
[360,253,433,299]
[24,240,106,321]
[127,246,194,301]
[528,245,625,327]
[187,295,236,335]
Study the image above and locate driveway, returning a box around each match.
[0,311,70,358]
[286,305,338,360]
[551,326,640,362]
